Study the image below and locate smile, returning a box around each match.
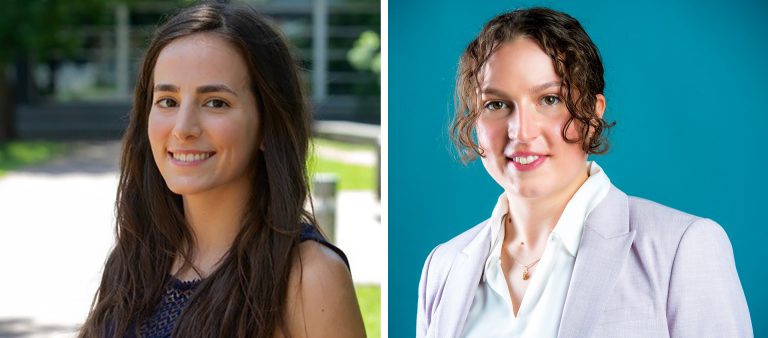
[512,155,539,165]
[169,151,215,164]
[507,153,547,171]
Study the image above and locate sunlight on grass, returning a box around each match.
[308,156,374,191]
[356,284,380,338]
[313,138,376,152]
[308,138,376,191]
[0,141,66,176]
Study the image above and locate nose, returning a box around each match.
[172,102,202,140]
[508,101,541,142]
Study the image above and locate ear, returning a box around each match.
[584,94,607,142]
[594,94,606,119]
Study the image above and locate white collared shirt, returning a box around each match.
[461,161,611,338]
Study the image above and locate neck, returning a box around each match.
[504,165,589,249]
[177,177,252,279]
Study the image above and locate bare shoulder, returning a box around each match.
[296,240,350,277]
[280,241,366,338]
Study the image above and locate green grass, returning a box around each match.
[0,141,66,176]
[308,156,375,191]
[309,138,376,191]
[356,284,380,338]
[313,138,376,152]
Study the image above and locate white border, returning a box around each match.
[379,0,389,336]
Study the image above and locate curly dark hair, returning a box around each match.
[451,7,615,162]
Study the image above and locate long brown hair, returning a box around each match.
[451,7,615,162]
[79,2,313,337]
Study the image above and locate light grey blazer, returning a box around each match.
[417,185,752,338]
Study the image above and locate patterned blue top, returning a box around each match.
[110,224,347,338]
[137,277,201,337]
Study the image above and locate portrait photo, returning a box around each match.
[390,0,766,337]
[0,0,381,337]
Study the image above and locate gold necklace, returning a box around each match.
[502,214,542,280]
[506,255,542,280]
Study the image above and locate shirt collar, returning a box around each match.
[483,194,509,282]
[482,161,611,279]
[551,161,611,256]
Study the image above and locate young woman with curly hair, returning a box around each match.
[417,7,751,338]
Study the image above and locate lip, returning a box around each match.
[506,151,548,172]
[167,149,216,167]
[509,151,546,157]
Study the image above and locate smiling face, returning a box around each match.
[476,37,605,200]
[148,32,259,197]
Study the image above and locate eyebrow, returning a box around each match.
[153,83,238,96]
[153,83,179,92]
[480,81,562,97]
[197,84,238,96]
[529,81,562,94]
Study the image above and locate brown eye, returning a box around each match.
[484,101,509,111]
[204,99,229,108]
[541,95,560,106]
[156,98,177,108]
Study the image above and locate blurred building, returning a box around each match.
[5,0,380,139]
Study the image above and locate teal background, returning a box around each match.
[389,0,767,336]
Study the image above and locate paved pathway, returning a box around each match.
[0,141,381,337]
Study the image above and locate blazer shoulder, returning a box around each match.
[428,219,490,268]
[626,195,705,237]
[419,219,490,296]
[603,192,751,336]
[625,195,734,267]
[418,219,491,335]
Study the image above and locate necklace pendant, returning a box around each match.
[522,267,530,280]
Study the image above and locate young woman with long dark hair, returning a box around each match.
[79,2,365,337]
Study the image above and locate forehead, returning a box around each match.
[153,32,251,90]
[480,37,560,92]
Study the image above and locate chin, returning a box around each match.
[165,185,195,196]
[512,186,543,199]
[163,178,205,196]
[506,180,549,199]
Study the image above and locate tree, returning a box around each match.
[0,0,114,140]
[347,30,381,80]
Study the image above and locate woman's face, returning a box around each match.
[476,37,604,200]
[148,33,259,196]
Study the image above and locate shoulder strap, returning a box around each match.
[300,223,351,270]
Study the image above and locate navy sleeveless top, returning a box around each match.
[110,224,347,338]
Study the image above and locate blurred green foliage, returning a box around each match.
[348,31,380,76]
[0,0,116,64]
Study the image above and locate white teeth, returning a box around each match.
[172,152,211,162]
[513,155,539,165]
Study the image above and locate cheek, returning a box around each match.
[210,120,241,148]
[147,112,170,151]
[212,115,258,160]
[556,121,588,160]
[563,119,582,140]
[545,115,579,145]
[476,119,508,150]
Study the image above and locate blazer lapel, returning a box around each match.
[430,222,491,338]
[558,186,636,338]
